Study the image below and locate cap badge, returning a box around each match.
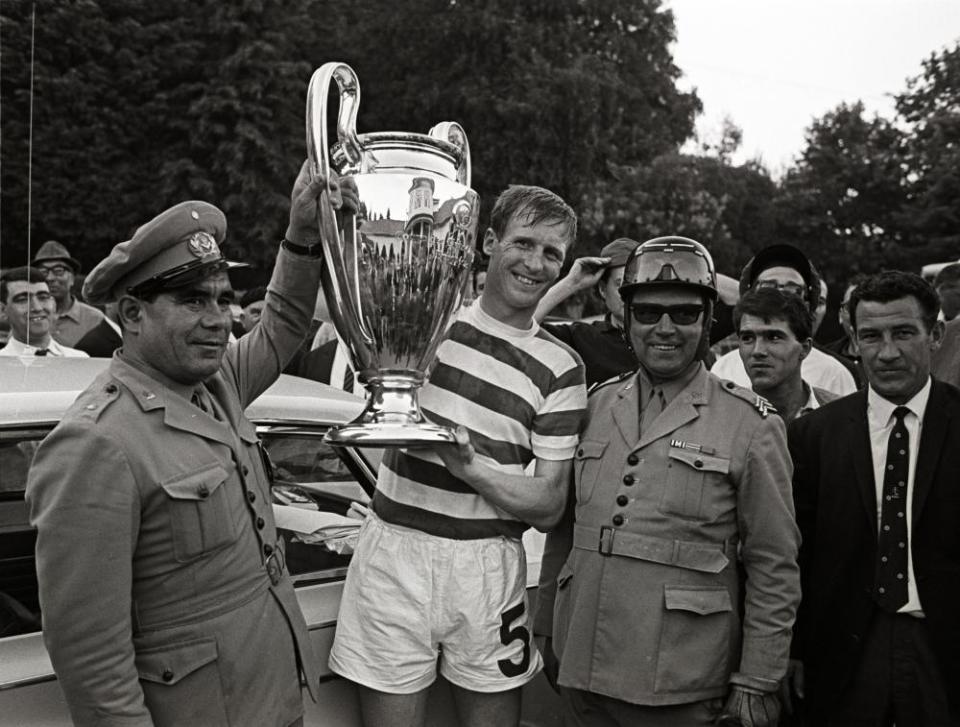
[186,231,219,258]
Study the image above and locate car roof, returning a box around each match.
[0,356,364,428]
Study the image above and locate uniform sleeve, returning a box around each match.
[26,423,151,726]
[226,246,324,407]
[532,497,574,637]
[734,414,801,686]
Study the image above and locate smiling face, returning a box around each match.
[122,271,234,385]
[856,296,943,404]
[481,212,571,328]
[738,313,811,393]
[627,285,705,383]
[1,280,56,345]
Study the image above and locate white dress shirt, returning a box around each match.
[0,336,89,357]
[867,378,931,615]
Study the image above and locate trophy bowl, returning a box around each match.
[306,62,478,446]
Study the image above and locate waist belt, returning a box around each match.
[573,524,735,574]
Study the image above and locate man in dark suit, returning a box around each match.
[787,270,957,726]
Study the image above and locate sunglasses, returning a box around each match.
[755,280,806,297]
[629,303,704,325]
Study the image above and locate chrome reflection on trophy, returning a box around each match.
[306,62,478,446]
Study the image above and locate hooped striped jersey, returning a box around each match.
[372,304,587,540]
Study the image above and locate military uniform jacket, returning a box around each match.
[535,366,800,706]
[27,248,323,727]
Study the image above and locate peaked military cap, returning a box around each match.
[83,201,245,305]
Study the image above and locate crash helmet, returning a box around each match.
[738,243,821,310]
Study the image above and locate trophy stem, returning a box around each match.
[324,372,457,447]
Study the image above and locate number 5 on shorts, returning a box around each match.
[497,601,531,677]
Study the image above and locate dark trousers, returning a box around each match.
[823,610,952,726]
[560,687,723,727]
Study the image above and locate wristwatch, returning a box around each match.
[281,238,324,257]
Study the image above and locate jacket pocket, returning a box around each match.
[574,440,608,505]
[159,462,237,562]
[660,448,730,520]
[655,585,735,694]
[137,637,228,727]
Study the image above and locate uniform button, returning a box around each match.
[616,495,628,507]
[612,514,624,526]
[256,516,265,529]
[105,384,118,394]
[694,459,704,468]
[247,491,256,503]
[627,454,638,466]
[197,484,209,498]
[162,669,174,682]
[264,544,274,556]
[576,448,583,457]
[622,474,635,486]
[242,465,250,476]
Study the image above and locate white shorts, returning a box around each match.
[328,513,542,694]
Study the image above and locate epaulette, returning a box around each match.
[75,381,122,422]
[588,370,634,396]
[719,379,777,418]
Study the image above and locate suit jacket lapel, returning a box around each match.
[913,381,952,524]
[846,393,878,537]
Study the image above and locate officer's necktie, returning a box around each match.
[640,387,665,434]
[191,388,220,421]
[875,406,910,612]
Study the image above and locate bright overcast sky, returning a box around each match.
[666,0,960,175]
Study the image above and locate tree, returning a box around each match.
[773,102,909,284]
[895,41,960,262]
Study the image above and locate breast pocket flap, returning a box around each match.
[160,463,231,501]
[575,440,607,461]
[667,449,730,474]
[136,637,218,685]
[664,586,732,616]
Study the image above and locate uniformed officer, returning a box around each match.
[26,162,355,727]
[534,237,801,726]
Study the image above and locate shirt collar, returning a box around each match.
[796,381,820,418]
[57,298,81,323]
[2,336,62,355]
[637,361,703,407]
[867,377,932,429]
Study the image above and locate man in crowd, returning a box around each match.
[788,271,958,725]
[823,274,868,387]
[0,267,88,357]
[31,239,105,347]
[736,287,837,422]
[239,285,268,333]
[933,262,960,321]
[536,237,799,726]
[534,237,640,386]
[711,244,857,396]
[329,185,587,727]
[26,162,353,726]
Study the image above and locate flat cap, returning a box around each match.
[83,201,235,305]
[33,240,81,273]
[600,238,641,268]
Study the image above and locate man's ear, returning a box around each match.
[930,319,945,351]
[116,296,143,332]
[481,228,497,256]
[799,336,813,361]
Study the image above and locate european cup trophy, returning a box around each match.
[306,62,479,446]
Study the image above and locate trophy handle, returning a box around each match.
[429,122,471,188]
[306,63,362,182]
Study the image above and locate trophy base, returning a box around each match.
[324,421,456,447]
[323,373,457,447]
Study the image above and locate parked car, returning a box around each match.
[0,356,561,726]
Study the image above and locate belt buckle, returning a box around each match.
[265,546,285,587]
[599,526,615,556]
